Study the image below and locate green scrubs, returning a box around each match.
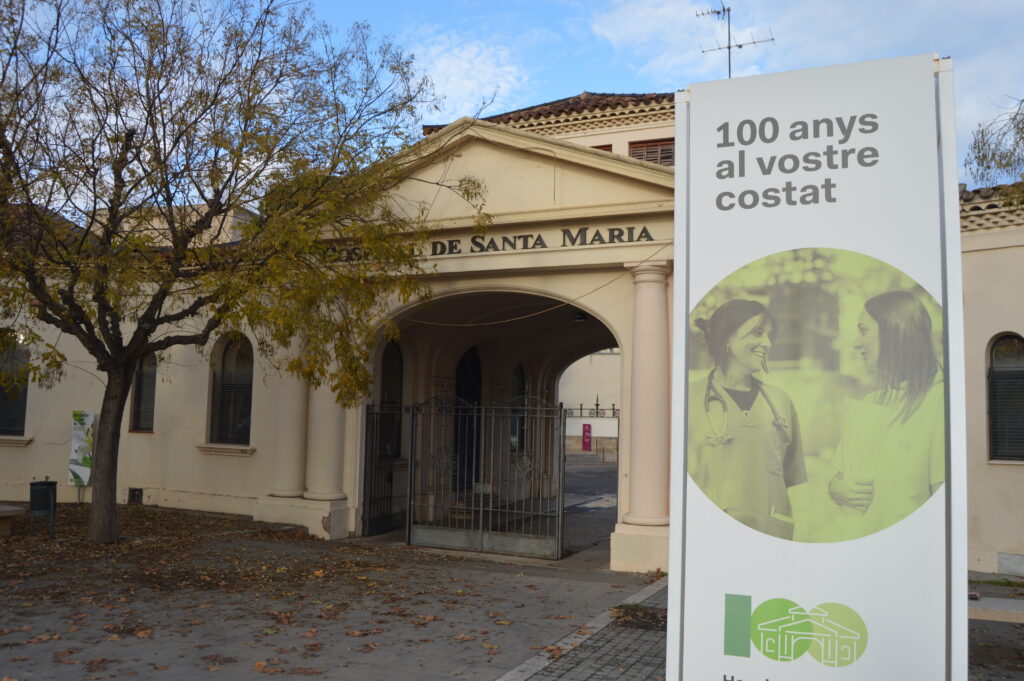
[687,372,807,539]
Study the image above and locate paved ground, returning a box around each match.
[3,480,1023,681]
[500,579,667,681]
[0,502,651,681]
[497,577,1024,681]
[562,462,617,558]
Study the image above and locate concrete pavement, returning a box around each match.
[493,570,1024,681]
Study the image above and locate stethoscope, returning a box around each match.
[702,370,788,446]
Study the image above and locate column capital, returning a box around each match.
[624,260,672,282]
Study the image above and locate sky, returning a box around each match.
[312,0,1023,185]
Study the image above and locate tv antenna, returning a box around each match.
[697,2,774,79]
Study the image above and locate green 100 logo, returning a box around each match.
[724,594,868,667]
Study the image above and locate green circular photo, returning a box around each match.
[686,247,945,542]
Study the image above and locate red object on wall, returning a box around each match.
[582,423,592,451]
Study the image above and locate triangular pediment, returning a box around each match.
[393,118,674,228]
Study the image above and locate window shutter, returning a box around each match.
[628,139,674,166]
[989,334,1024,460]
[131,353,156,431]
[989,369,1024,460]
[0,383,27,436]
[0,343,29,436]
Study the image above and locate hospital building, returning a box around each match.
[1,92,1022,576]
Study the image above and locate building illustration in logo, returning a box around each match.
[756,604,863,667]
[725,594,868,667]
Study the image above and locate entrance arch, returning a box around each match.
[363,290,620,558]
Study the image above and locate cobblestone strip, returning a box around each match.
[493,577,668,681]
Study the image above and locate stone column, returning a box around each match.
[268,372,309,497]
[622,261,671,526]
[303,384,348,501]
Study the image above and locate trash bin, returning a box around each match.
[29,480,56,538]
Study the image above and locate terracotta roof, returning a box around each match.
[960,183,1024,232]
[423,91,675,135]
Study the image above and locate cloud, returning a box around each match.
[409,30,529,123]
[590,0,725,86]
[589,0,1024,180]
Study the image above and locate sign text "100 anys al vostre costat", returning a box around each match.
[713,113,880,211]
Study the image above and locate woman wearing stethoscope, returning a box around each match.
[687,299,807,539]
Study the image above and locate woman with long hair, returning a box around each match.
[687,299,806,539]
[829,290,945,538]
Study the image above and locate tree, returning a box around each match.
[966,96,1024,202]
[0,0,486,542]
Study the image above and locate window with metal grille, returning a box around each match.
[629,139,674,166]
[0,339,28,436]
[130,352,157,432]
[989,333,1024,460]
[210,336,253,445]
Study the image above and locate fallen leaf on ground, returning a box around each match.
[346,629,382,637]
[532,645,564,660]
[454,634,476,642]
[85,658,111,673]
[25,633,59,644]
[54,648,80,664]
[0,626,31,636]
[253,660,285,674]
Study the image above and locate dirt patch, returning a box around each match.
[610,604,667,631]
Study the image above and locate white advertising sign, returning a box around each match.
[69,410,95,486]
[668,55,966,681]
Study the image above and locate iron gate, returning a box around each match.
[407,395,565,559]
[362,403,405,536]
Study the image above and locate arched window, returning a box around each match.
[989,333,1024,460]
[512,364,526,403]
[130,351,157,432]
[380,341,403,406]
[379,341,403,458]
[0,337,29,436]
[211,336,253,445]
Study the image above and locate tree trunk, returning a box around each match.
[87,363,135,543]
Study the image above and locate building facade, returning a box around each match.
[0,92,1021,576]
